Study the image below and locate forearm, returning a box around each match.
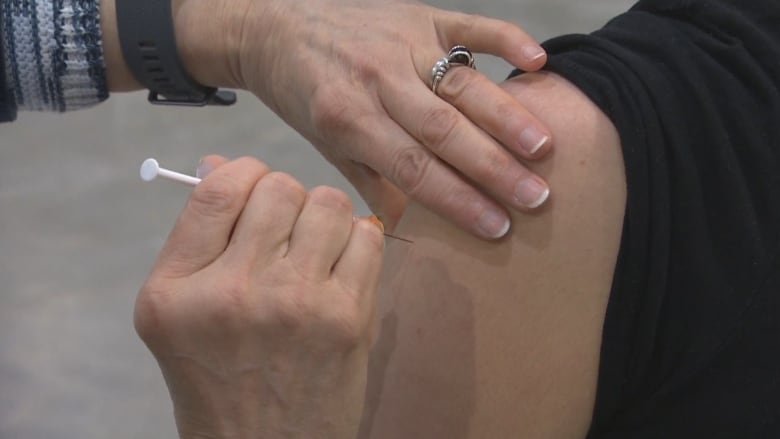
[1,0,108,112]
[100,0,254,92]
[99,0,138,91]
[0,10,13,122]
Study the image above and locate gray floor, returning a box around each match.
[0,1,632,438]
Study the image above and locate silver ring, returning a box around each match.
[429,57,451,95]
[429,45,476,95]
[447,45,475,69]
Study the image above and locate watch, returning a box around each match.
[115,0,236,106]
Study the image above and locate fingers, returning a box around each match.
[317,96,513,239]
[419,10,553,160]
[435,66,552,159]
[286,186,354,281]
[378,78,551,212]
[333,218,384,298]
[226,172,370,285]
[228,174,380,290]
[308,83,514,239]
[155,157,271,277]
[434,11,547,71]
[225,172,307,266]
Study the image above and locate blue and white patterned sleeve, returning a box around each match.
[0,9,14,122]
[1,0,108,117]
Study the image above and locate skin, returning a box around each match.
[99,0,555,240]
[135,157,385,438]
[359,71,626,438]
[136,70,627,437]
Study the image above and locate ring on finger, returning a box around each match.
[429,45,477,95]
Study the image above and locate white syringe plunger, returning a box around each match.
[140,158,201,186]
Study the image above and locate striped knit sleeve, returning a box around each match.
[1,0,108,114]
[0,8,16,122]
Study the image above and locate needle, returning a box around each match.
[383,233,413,244]
[139,158,412,244]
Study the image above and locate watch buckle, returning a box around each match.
[148,89,237,107]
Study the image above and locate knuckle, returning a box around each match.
[133,281,171,345]
[133,284,160,344]
[324,301,366,345]
[352,53,384,84]
[188,174,244,218]
[476,148,513,182]
[309,83,356,138]
[419,107,459,153]
[437,66,477,102]
[268,290,316,333]
[233,155,270,178]
[262,172,307,200]
[389,146,432,196]
[234,155,263,168]
[219,277,251,307]
[492,22,517,43]
[308,186,353,213]
[332,317,365,346]
[452,12,480,36]
[209,279,251,326]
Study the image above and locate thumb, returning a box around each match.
[433,11,546,71]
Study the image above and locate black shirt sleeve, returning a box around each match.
[520,0,780,436]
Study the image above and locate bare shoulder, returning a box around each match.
[359,72,627,439]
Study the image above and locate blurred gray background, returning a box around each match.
[0,1,632,438]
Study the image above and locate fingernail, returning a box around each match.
[477,209,511,239]
[518,126,549,155]
[354,215,385,233]
[366,214,385,232]
[196,159,213,179]
[522,44,546,62]
[515,177,550,208]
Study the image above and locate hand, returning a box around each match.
[134,156,383,438]
[172,0,553,238]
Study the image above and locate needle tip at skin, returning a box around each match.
[384,233,413,244]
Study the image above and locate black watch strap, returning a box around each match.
[115,0,236,106]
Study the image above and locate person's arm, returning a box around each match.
[134,72,624,438]
[97,0,556,239]
[362,0,780,436]
[359,71,626,438]
[0,0,108,115]
[133,72,620,439]
[2,0,556,238]
[0,11,12,122]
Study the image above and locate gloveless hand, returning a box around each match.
[135,156,383,439]
[173,0,553,238]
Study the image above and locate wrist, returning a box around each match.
[100,0,141,91]
[168,386,245,439]
[172,0,254,89]
[101,0,251,91]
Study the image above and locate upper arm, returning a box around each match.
[359,72,627,438]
